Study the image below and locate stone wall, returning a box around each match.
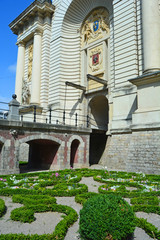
[0,120,91,175]
[101,130,160,174]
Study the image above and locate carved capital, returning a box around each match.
[34,29,43,36]
[17,41,25,48]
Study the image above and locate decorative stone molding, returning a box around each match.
[28,43,33,82]
[10,129,18,139]
[81,8,109,46]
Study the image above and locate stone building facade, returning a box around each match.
[8,0,160,174]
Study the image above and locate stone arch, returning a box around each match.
[88,95,109,131]
[68,135,84,147]
[70,139,80,168]
[67,135,84,168]
[49,0,113,110]
[88,95,109,165]
[0,137,6,164]
[61,0,112,36]
[19,134,62,146]
[19,134,63,171]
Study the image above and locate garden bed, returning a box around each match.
[0,168,160,239]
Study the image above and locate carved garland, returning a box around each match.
[28,43,33,82]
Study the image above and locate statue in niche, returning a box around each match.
[22,80,30,105]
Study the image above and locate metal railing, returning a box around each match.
[0,101,9,119]
[0,100,107,130]
[20,106,91,128]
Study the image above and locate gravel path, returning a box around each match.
[0,196,62,235]
[0,176,159,239]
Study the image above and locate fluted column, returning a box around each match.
[15,42,25,103]
[30,30,42,105]
[142,0,160,73]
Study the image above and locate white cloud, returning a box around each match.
[8,63,17,73]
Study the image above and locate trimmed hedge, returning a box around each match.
[75,192,98,205]
[79,194,136,240]
[131,196,159,205]
[0,168,160,239]
[136,217,160,240]
[133,205,160,215]
[0,198,5,217]
[12,194,57,206]
[0,183,88,197]
[3,203,78,239]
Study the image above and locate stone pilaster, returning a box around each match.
[30,30,42,105]
[142,0,160,73]
[15,41,25,103]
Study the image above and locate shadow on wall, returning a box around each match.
[70,139,80,168]
[89,95,109,131]
[89,131,107,165]
[0,142,3,161]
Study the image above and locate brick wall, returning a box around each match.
[101,130,160,174]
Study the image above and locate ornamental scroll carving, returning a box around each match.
[28,43,33,82]
[81,8,109,46]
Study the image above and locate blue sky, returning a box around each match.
[0,0,33,107]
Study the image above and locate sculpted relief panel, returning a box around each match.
[28,43,33,82]
[81,8,109,47]
[81,8,109,91]
[21,42,33,105]
[22,80,30,105]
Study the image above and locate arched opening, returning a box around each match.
[70,139,80,168]
[89,95,109,131]
[89,95,108,165]
[22,139,60,172]
[0,142,3,161]
[19,143,29,172]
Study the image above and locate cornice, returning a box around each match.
[129,71,160,86]
[9,0,55,35]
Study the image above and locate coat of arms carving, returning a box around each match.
[81,8,109,46]
[89,46,103,72]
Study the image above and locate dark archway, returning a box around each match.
[0,142,3,161]
[89,95,109,131]
[89,95,109,165]
[27,139,60,171]
[89,130,107,165]
[70,139,80,168]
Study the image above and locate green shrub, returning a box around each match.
[133,205,160,215]
[0,198,5,217]
[131,196,159,206]
[11,207,35,223]
[12,194,56,206]
[136,217,160,239]
[79,194,136,240]
[75,192,98,205]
